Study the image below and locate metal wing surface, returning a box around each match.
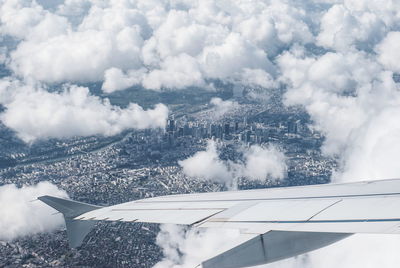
[73,178,400,235]
[39,178,400,268]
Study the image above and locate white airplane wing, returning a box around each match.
[39,178,400,268]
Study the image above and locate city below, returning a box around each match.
[0,90,336,267]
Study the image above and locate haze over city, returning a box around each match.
[1,0,400,267]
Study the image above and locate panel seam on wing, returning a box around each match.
[306,199,343,222]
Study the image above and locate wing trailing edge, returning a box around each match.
[38,179,400,267]
[202,231,352,268]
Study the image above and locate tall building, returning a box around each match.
[167,115,175,133]
[224,123,230,135]
[178,127,184,137]
[210,124,217,137]
[235,122,239,132]
[288,120,299,134]
[246,130,252,143]
[183,124,191,136]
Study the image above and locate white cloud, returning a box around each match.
[0,79,169,142]
[274,22,400,268]
[235,15,280,55]
[334,102,400,182]
[239,68,278,89]
[0,0,50,39]
[178,140,287,187]
[10,28,143,83]
[141,9,225,61]
[102,67,145,93]
[3,0,399,93]
[154,224,243,268]
[0,181,68,241]
[278,48,384,156]
[2,0,400,266]
[1,0,317,91]
[295,234,400,268]
[209,97,239,119]
[175,143,287,266]
[241,144,287,181]
[200,33,275,80]
[376,31,400,73]
[178,140,231,183]
[152,1,400,265]
[142,53,205,90]
[317,4,384,51]
[278,47,400,183]
[316,0,400,51]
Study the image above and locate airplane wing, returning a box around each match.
[39,178,400,268]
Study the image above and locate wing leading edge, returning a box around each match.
[39,178,400,268]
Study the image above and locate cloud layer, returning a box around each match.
[279,44,400,182]
[0,0,314,91]
[1,0,398,94]
[2,0,400,267]
[150,1,400,265]
[0,181,68,241]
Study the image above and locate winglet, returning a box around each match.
[38,195,102,248]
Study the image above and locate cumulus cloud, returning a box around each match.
[142,53,205,90]
[273,11,400,268]
[278,47,385,156]
[170,141,286,266]
[11,30,115,83]
[0,0,64,40]
[2,0,400,266]
[278,45,400,183]
[0,0,316,90]
[316,0,400,51]
[286,234,400,268]
[209,97,239,119]
[200,33,275,81]
[0,181,68,241]
[376,31,400,73]
[241,144,287,181]
[178,140,231,183]
[102,67,145,93]
[154,224,250,268]
[0,78,168,142]
[2,0,399,92]
[317,4,384,51]
[146,0,400,266]
[178,140,287,187]
[239,68,278,89]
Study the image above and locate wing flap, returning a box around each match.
[219,199,341,222]
[39,178,400,259]
[198,195,400,234]
[76,192,400,233]
[311,196,400,221]
[200,220,400,234]
[77,207,224,225]
[40,178,400,250]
